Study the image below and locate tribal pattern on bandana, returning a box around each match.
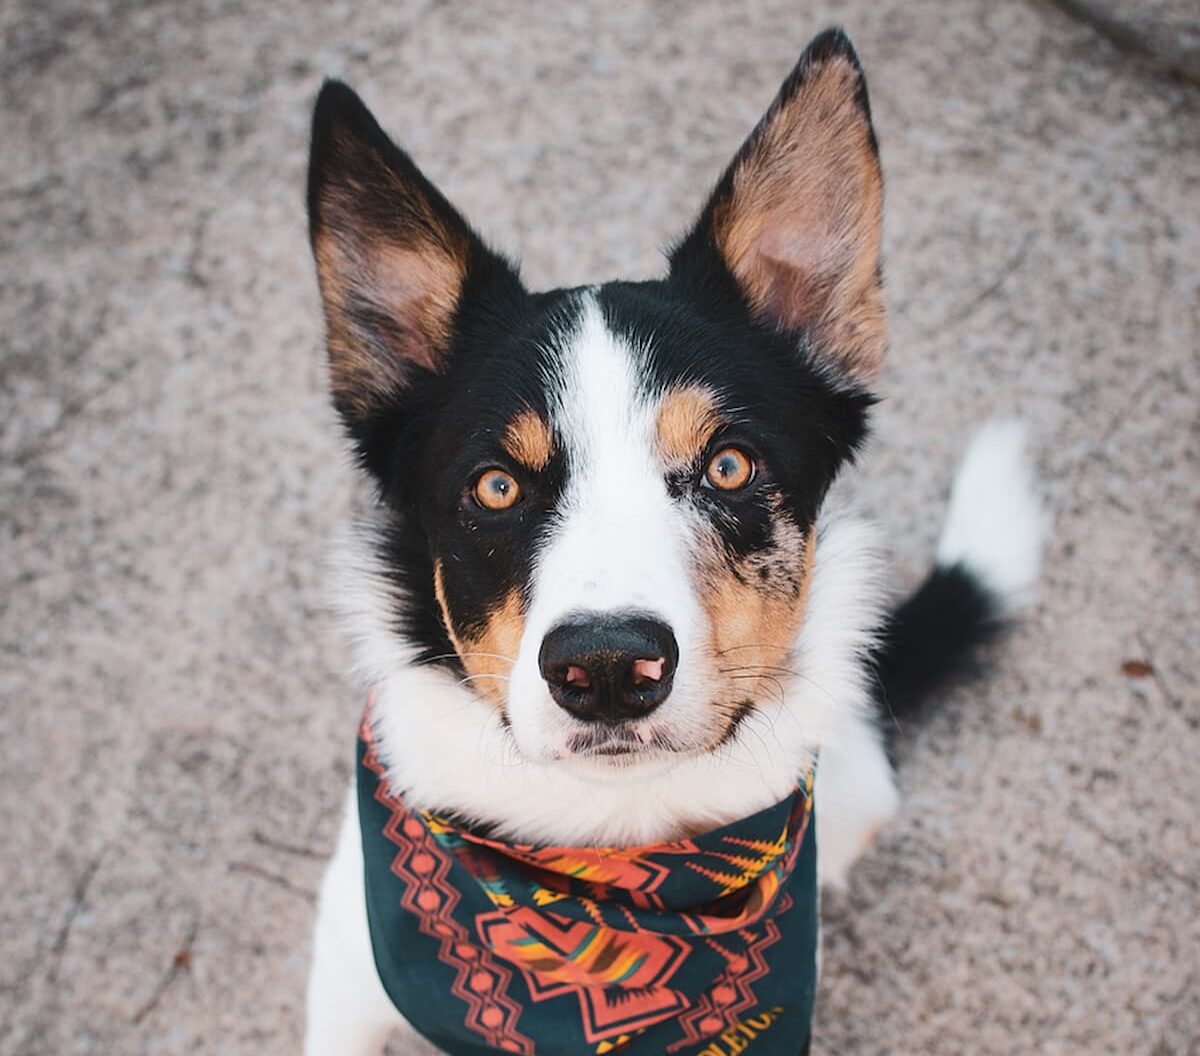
[357,707,819,1056]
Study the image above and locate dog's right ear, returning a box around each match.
[308,81,519,427]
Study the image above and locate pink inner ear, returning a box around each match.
[367,242,466,372]
[753,223,840,330]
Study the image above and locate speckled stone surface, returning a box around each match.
[2,2,1197,1054]
[1045,0,1200,82]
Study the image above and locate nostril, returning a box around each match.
[630,657,665,687]
[564,664,591,689]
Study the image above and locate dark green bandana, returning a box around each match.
[357,709,818,1056]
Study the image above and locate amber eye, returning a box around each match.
[474,469,521,511]
[704,447,755,492]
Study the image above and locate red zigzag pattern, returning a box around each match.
[362,729,536,1054]
[667,914,787,1053]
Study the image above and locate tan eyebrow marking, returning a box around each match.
[502,410,554,472]
[655,385,724,467]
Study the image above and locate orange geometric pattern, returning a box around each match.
[477,908,693,1042]
[357,705,818,1055]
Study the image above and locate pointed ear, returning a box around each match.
[307,81,519,422]
[670,29,885,383]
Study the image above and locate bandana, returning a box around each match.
[357,708,818,1056]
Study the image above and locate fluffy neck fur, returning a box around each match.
[333,510,886,848]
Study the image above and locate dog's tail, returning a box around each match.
[875,421,1046,735]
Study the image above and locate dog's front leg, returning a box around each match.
[814,709,899,888]
[304,787,403,1056]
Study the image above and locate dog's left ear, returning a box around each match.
[670,29,885,383]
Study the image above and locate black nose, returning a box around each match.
[539,614,678,723]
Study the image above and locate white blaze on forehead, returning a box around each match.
[503,294,706,759]
[538,294,696,625]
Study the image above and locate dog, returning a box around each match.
[302,28,1044,1056]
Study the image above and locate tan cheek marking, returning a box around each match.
[702,523,818,725]
[432,559,524,709]
[655,385,723,468]
[502,410,554,472]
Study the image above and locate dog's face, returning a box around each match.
[308,30,884,776]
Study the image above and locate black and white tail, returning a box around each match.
[876,421,1047,731]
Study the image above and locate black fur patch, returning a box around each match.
[874,562,1005,746]
[365,289,580,669]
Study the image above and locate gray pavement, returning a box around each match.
[2,2,1197,1053]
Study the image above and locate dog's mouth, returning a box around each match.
[564,723,679,760]
[560,704,753,763]
[499,690,764,770]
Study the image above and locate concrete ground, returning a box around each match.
[2,1,1197,1053]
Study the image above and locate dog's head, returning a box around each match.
[308,30,884,777]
